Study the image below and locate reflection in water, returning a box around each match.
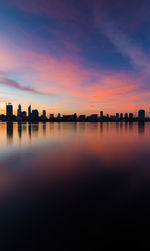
[100,122,103,134]
[18,122,22,139]
[22,122,27,133]
[7,122,13,144]
[129,121,133,132]
[28,122,31,139]
[62,121,78,134]
[31,122,39,136]
[73,122,77,133]
[125,121,128,133]
[116,122,119,132]
[5,121,147,146]
[120,122,123,132]
[43,122,46,135]
[50,121,54,134]
[138,122,145,135]
[2,121,150,248]
[78,122,86,133]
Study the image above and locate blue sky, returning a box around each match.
[0,0,150,115]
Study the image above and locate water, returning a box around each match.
[0,121,150,248]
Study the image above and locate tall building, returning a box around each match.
[42,110,46,118]
[6,103,13,118]
[73,113,77,121]
[32,109,39,119]
[22,111,27,119]
[57,113,61,119]
[28,105,31,117]
[50,114,54,119]
[100,111,103,118]
[116,113,119,120]
[17,104,22,117]
[138,110,145,121]
[125,113,128,120]
[106,114,109,119]
[120,113,123,120]
[129,113,133,121]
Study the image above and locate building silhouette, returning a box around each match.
[6,103,13,119]
[1,102,149,123]
[41,110,47,120]
[50,114,54,120]
[79,115,86,121]
[87,114,98,121]
[22,111,27,119]
[57,113,61,121]
[28,105,31,118]
[43,110,46,117]
[129,113,133,121]
[120,113,123,120]
[32,110,39,120]
[100,111,103,119]
[17,104,22,117]
[138,110,145,121]
[125,113,128,121]
[116,113,119,120]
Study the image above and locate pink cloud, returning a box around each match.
[0,36,150,114]
[0,76,54,96]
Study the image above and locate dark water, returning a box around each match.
[0,122,150,249]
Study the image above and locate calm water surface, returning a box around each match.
[0,122,150,248]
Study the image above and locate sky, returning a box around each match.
[0,0,150,115]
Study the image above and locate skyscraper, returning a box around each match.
[73,113,77,121]
[129,113,134,121]
[6,103,13,118]
[17,104,22,117]
[32,110,39,119]
[50,114,54,119]
[120,113,123,120]
[138,110,145,121]
[125,113,128,121]
[22,111,27,119]
[100,111,103,118]
[57,113,61,119]
[116,113,119,120]
[106,114,109,120]
[28,105,31,117]
[42,110,46,119]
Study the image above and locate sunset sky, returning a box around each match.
[0,0,150,115]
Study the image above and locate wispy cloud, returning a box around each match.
[0,35,149,114]
[95,16,150,72]
[0,76,54,96]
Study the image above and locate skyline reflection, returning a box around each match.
[4,121,146,145]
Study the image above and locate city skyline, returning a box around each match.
[1,102,147,122]
[0,103,146,117]
[1,1,150,114]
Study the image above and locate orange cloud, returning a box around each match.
[0,36,150,115]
